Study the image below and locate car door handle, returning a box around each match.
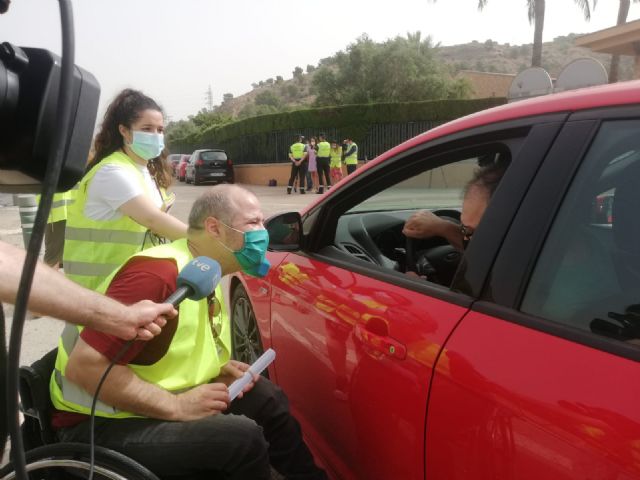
[354,323,406,360]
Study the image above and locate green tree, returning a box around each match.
[609,0,639,82]
[222,93,234,104]
[283,83,300,100]
[312,32,467,106]
[254,90,282,109]
[292,66,304,79]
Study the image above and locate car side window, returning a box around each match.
[521,120,640,347]
[332,149,510,285]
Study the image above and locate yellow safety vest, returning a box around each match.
[290,142,305,160]
[63,151,163,290]
[36,188,78,224]
[50,238,230,419]
[316,141,331,158]
[330,148,343,168]
[344,142,358,165]
[160,187,176,213]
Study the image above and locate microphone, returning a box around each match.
[164,256,222,307]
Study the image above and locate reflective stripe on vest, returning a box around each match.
[63,152,153,291]
[290,142,305,159]
[316,141,331,158]
[344,142,358,165]
[50,239,229,419]
[36,187,78,224]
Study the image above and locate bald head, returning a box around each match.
[188,184,257,232]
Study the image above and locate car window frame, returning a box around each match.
[298,113,567,305]
[480,104,640,362]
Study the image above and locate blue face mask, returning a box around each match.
[220,223,271,278]
[128,131,164,161]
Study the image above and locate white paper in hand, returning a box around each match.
[228,348,276,401]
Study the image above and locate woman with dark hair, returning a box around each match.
[63,89,187,290]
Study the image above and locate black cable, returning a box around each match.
[0,303,7,462]
[6,1,75,479]
[87,339,134,480]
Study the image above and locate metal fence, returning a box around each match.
[211,121,442,165]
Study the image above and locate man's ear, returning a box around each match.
[204,216,222,237]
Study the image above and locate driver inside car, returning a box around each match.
[402,161,508,264]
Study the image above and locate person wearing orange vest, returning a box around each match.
[51,185,327,480]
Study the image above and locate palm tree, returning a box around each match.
[430,1,595,68]
[609,0,639,82]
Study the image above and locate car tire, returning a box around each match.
[230,284,267,372]
[194,176,200,186]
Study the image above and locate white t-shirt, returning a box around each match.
[85,162,163,221]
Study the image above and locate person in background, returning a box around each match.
[51,185,327,480]
[63,89,188,291]
[316,133,332,194]
[306,137,318,193]
[36,187,77,269]
[287,135,308,195]
[343,137,358,175]
[154,147,176,213]
[329,139,344,185]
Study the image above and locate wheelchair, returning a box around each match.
[0,349,159,480]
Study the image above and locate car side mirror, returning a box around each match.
[267,212,302,251]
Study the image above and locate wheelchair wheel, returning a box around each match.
[0,442,159,480]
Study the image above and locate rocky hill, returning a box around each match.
[216,34,633,119]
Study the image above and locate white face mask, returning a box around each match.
[128,131,164,161]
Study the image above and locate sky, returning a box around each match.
[2,0,639,123]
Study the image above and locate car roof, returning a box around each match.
[375,80,640,167]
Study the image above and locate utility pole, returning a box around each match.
[205,85,214,111]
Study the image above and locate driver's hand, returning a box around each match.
[403,210,446,239]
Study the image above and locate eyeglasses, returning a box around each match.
[460,224,474,240]
[460,224,474,249]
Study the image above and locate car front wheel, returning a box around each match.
[231,284,266,368]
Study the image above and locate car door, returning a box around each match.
[268,116,565,480]
[426,108,640,479]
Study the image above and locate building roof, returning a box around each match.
[575,19,640,56]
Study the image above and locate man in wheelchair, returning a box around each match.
[46,186,326,480]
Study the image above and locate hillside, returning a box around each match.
[217,34,634,117]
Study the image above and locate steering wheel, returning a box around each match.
[405,209,463,285]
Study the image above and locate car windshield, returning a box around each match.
[200,151,227,161]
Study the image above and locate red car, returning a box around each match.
[227,80,640,480]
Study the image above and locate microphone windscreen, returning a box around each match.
[176,256,222,301]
